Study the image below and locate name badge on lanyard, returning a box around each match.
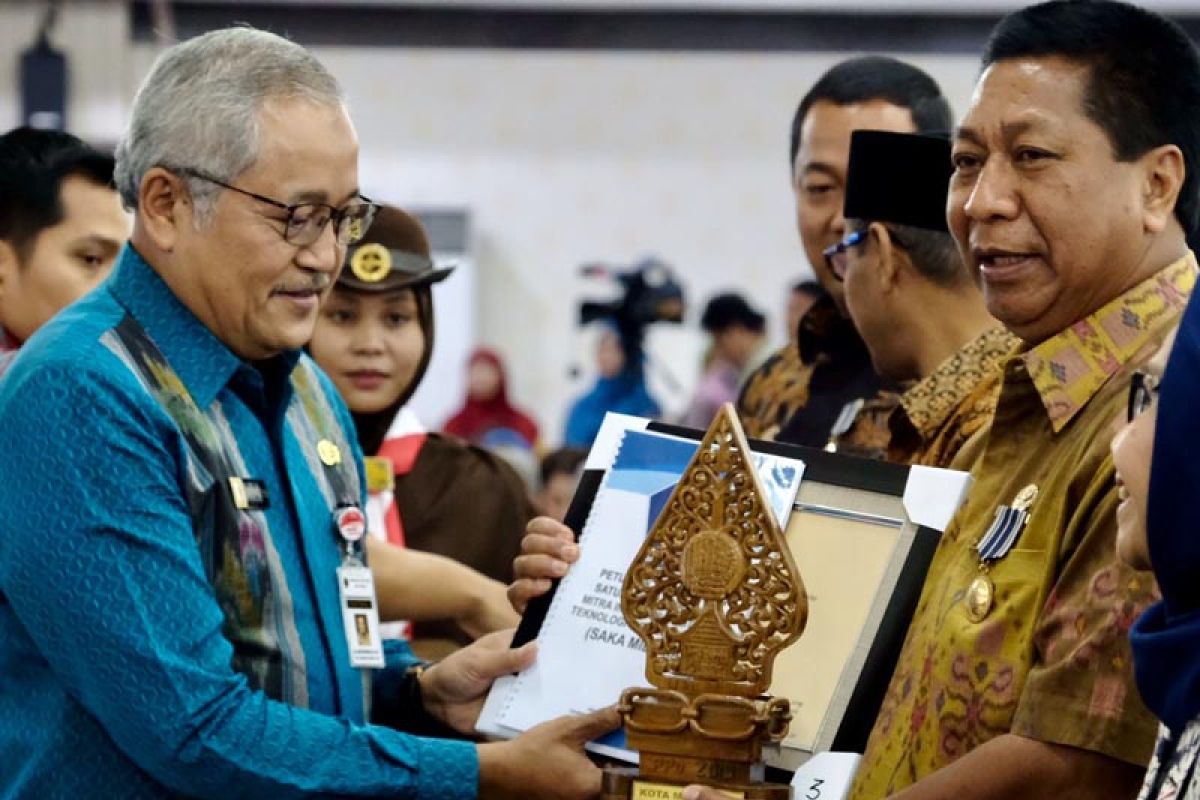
[334,503,385,669]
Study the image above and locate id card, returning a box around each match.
[337,564,385,669]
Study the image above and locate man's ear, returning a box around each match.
[1140,144,1186,235]
[871,222,901,293]
[138,167,191,253]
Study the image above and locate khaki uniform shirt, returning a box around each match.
[850,256,1196,798]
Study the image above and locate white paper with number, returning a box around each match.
[790,752,861,800]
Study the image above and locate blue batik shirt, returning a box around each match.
[0,246,478,799]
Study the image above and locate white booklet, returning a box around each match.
[476,418,805,760]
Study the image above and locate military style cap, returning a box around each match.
[843,130,953,233]
[338,205,454,292]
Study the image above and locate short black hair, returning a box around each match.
[789,56,953,169]
[791,279,823,297]
[864,222,965,288]
[983,0,1200,239]
[0,127,116,261]
[540,447,587,487]
[700,292,766,335]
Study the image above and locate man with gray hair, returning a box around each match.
[0,27,614,799]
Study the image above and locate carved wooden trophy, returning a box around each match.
[602,404,808,800]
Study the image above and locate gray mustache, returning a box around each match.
[276,274,331,294]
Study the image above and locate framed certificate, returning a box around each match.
[645,422,943,768]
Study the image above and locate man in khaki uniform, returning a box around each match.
[688,1,1200,799]
[848,1,1198,798]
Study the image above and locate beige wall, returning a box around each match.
[1,1,981,439]
[0,2,135,145]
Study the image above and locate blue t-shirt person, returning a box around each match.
[564,323,661,448]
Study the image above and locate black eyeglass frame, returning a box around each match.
[823,229,866,281]
[172,167,379,247]
[822,224,909,282]
[1127,370,1160,423]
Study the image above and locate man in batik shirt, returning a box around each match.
[847,2,1200,799]
[830,130,1016,468]
[679,10,1195,800]
[737,56,953,453]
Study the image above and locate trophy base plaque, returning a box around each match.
[601,768,790,800]
[601,688,794,799]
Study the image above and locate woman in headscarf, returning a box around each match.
[442,348,539,450]
[1114,289,1200,799]
[309,205,532,650]
[562,321,661,448]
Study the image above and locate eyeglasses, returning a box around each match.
[823,229,867,281]
[174,167,378,247]
[1127,371,1160,422]
[823,226,911,282]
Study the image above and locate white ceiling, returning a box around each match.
[183,0,1200,11]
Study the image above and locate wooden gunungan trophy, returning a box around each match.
[602,404,807,800]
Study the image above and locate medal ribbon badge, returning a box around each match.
[966,484,1038,623]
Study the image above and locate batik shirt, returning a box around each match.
[0,247,476,798]
[736,339,813,440]
[832,389,903,460]
[737,293,891,451]
[887,326,1018,467]
[850,256,1196,798]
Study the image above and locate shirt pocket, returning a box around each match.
[958,547,1049,637]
